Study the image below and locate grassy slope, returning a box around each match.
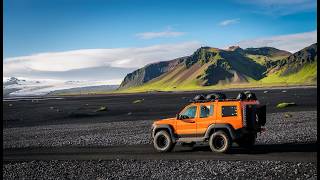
[246,54,268,65]
[117,62,317,93]
[245,54,289,65]
[119,65,204,92]
[259,62,317,84]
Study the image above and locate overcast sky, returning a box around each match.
[3,0,317,84]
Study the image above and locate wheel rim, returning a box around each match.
[213,135,226,150]
[156,135,168,149]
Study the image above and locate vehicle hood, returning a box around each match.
[154,117,176,125]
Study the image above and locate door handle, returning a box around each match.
[183,119,195,123]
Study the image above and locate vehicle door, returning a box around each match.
[196,103,215,137]
[175,104,198,137]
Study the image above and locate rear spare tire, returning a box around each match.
[153,130,175,152]
[244,91,257,100]
[209,131,231,153]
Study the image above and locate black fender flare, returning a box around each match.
[204,123,237,140]
[152,124,176,143]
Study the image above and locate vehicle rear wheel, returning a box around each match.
[209,131,231,153]
[153,130,175,152]
[237,134,256,149]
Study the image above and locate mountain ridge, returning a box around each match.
[119,44,316,91]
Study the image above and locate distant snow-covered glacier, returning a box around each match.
[3,77,119,97]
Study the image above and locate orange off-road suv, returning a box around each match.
[151,92,266,153]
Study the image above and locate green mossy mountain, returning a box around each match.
[261,43,317,84]
[119,43,317,90]
[119,57,186,89]
[244,47,291,57]
[268,43,317,76]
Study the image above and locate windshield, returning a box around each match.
[180,106,197,119]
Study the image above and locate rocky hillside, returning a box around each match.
[260,43,317,84]
[119,44,316,90]
[119,57,185,89]
[268,43,317,75]
[243,47,291,57]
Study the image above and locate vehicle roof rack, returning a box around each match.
[189,98,241,103]
[189,99,215,103]
[189,91,257,103]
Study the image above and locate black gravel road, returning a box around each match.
[3,143,317,163]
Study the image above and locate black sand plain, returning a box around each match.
[3,87,318,179]
[3,87,317,128]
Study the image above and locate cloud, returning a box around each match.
[135,30,185,39]
[3,66,136,82]
[235,30,317,53]
[242,0,316,6]
[237,0,316,15]
[219,18,240,26]
[3,41,201,81]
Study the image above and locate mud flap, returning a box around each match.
[245,105,256,129]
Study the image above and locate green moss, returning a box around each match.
[95,106,108,112]
[132,99,144,104]
[276,102,296,108]
[284,113,293,118]
[246,54,268,65]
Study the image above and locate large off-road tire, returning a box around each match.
[153,130,175,152]
[209,131,231,153]
[237,134,256,149]
[244,91,257,100]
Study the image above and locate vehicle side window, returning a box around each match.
[221,106,237,117]
[200,105,214,118]
[180,106,197,119]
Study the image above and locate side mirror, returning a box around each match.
[176,114,180,120]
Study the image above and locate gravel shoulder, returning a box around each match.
[3,160,317,180]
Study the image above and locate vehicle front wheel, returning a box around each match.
[153,130,175,152]
[209,131,231,153]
